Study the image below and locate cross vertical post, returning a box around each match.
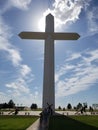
[18,13,80,112]
[43,14,55,111]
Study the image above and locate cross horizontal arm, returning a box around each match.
[19,32,80,40]
[19,32,46,40]
[52,33,80,40]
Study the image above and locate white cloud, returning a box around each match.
[0,92,9,103]
[1,0,32,13]
[0,17,12,39]
[6,86,41,107]
[39,0,91,30]
[0,1,34,101]
[66,53,81,61]
[53,0,83,27]
[6,78,30,94]
[9,0,32,10]
[55,63,76,83]
[55,49,98,98]
[4,62,34,97]
[83,49,98,63]
[0,16,22,66]
[86,6,98,36]
[20,65,32,77]
[0,89,41,106]
[8,49,22,66]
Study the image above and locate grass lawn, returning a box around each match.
[71,115,98,128]
[48,115,98,130]
[0,115,38,130]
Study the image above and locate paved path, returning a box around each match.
[26,118,49,130]
[2,111,92,116]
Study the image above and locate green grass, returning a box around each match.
[0,115,38,130]
[71,115,98,128]
[48,115,98,130]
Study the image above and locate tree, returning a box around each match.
[3,103,9,108]
[63,107,65,111]
[8,99,15,108]
[58,106,62,110]
[31,103,37,110]
[77,103,82,110]
[73,106,77,110]
[89,106,93,112]
[83,103,87,108]
[67,103,72,110]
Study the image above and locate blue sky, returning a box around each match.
[0,0,98,108]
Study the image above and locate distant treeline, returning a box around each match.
[0,100,15,109]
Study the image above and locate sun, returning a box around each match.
[38,16,45,32]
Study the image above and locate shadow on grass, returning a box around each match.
[48,115,98,130]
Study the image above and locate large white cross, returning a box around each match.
[19,14,80,111]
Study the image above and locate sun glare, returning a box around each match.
[38,17,45,32]
[38,14,61,32]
